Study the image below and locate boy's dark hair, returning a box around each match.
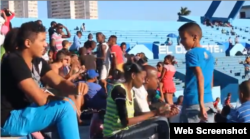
[62,40,69,47]
[227,93,232,97]
[178,22,202,40]
[3,28,19,52]
[55,49,71,62]
[88,33,93,39]
[76,31,82,35]
[120,42,126,47]
[16,21,46,50]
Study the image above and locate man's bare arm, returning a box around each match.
[193,67,205,108]
[211,73,214,88]
[61,26,71,38]
[41,70,77,95]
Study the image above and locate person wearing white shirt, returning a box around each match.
[133,65,164,115]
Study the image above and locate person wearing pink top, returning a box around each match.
[160,55,176,104]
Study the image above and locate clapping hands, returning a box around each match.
[157,104,179,118]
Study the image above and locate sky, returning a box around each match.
[38,1,250,21]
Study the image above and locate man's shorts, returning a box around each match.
[100,64,111,80]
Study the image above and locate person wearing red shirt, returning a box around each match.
[1,9,15,34]
[108,35,124,72]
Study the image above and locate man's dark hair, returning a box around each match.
[51,21,56,26]
[55,49,71,62]
[84,40,95,49]
[96,32,103,37]
[88,33,93,39]
[120,42,126,47]
[178,22,202,40]
[3,28,19,52]
[76,31,82,35]
[16,21,46,50]
[35,20,42,23]
[110,35,117,39]
[227,93,232,97]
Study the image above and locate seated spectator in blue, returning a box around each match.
[84,69,107,109]
[70,31,82,51]
[215,80,250,123]
[230,80,250,123]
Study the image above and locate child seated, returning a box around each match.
[81,69,107,110]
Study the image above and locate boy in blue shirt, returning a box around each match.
[178,22,216,123]
[82,69,107,110]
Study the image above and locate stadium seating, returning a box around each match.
[11,16,249,106]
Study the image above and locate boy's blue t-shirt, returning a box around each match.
[183,47,214,106]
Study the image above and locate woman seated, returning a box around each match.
[103,62,177,139]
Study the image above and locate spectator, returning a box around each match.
[235,36,239,44]
[79,41,97,70]
[228,37,233,49]
[70,31,82,52]
[81,69,107,110]
[160,55,176,104]
[103,62,175,139]
[213,97,220,112]
[81,23,85,32]
[224,93,233,108]
[221,28,226,34]
[48,21,57,50]
[1,9,14,35]
[244,56,250,79]
[62,40,72,50]
[165,37,173,45]
[230,28,235,35]
[51,23,71,52]
[215,80,250,123]
[1,21,88,138]
[120,42,128,62]
[88,33,93,41]
[96,32,111,93]
[108,35,124,72]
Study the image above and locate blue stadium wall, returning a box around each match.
[11,18,248,60]
[12,17,247,104]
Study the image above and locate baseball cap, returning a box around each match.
[87,69,99,79]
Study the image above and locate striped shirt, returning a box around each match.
[51,32,64,51]
[230,101,250,123]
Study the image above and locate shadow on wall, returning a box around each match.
[214,70,239,103]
